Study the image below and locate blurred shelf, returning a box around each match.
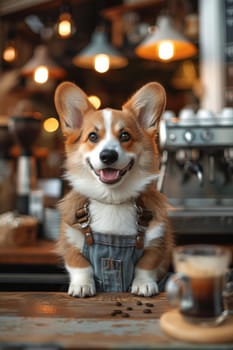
[0,240,58,265]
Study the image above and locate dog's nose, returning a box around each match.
[100,149,118,165]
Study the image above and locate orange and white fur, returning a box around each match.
[55,81,173,297]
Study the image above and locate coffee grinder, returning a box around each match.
[9,113,42,215]
[0,117,15,213]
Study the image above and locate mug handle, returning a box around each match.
[165,272,193,310]
[224,268,233,315]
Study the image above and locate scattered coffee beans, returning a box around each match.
[145,303,154,307]
[110,299,154,317]
[115,301,122,306]
[143,308,152,314]
[111,310,122,316]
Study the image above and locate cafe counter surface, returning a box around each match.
[0,292,232,349]
[0,240,57,265]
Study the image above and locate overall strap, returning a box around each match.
[135,197,153,249]
[73,197,154,248]
[72,200,94,245]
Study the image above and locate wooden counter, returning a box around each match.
[0,241,65,291]
[0,240,58,265]
[0,292,232,349]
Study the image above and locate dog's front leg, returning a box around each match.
[64,244,96,297]
[131,246,165,297]
[131,267,159,297]
[66,264,96,297]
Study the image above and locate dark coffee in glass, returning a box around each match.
[181,275,225,320]
[166,245,231,326]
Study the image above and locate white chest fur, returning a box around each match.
[89,199,137,236]
[65,198,165,250]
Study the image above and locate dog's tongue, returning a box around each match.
[99,168,120,184]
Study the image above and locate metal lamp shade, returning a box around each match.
[135,16,197,61]
[21,45,65,79]
[73,30,128,69]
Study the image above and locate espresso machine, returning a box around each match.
[158,107,233,241]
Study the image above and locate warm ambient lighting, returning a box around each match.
[135,16,197,62]
[21,45,65,84]
[94,54,110,73]
[57,12,74,38]
[34,65,49,84]
[158,41,174,60]
[3,27,17,63]
[171,60,197,90]
[73,29,128,73]
[88,95,101,109]
[56,1,75,39]
[3,44,17,62]
[43,117,59,133]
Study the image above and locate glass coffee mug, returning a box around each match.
[166,245,232,326]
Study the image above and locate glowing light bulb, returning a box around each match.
[34,66,49,84]
[3,45,16,62]
[94,54,110,73]
[57,13,72,38]
[43,117,59,133]
[158,41,174,60]
[88,95,101,109]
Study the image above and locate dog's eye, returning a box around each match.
[88,132,99,143]
[119,131,131,142]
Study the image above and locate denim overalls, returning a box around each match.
[82,232,143,292]
[75,198,168,293]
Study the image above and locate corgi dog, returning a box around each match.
[55,81,173,297]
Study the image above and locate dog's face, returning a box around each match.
[55,82,166,203]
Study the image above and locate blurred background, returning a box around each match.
[0,0,200,182]
[0,0,232,291]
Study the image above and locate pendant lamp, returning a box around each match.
[171,60,197,89]
[73,28,128,73]
[21,45,65,83]
[135,15,197,62]
[2,27,17,63]
[56,0,75,38]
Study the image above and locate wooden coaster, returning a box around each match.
[160,309,233,344]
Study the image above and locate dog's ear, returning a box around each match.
[123,82,166,131]
[54,82,94,135]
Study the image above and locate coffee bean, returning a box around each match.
[115,301,122,306]
[145,303,154,307]
[143,308,152,314]
[111,309,122,316]
[136,301,142,305]
[126,307,133,311]
[121,312,130,317]
[113,309,122,314]
[111,311,117,316]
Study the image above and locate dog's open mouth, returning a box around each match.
[87,159,134,184]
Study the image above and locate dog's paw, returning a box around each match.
[131,268,159,297]
[131,278,159,297]
[66,265,96,297]
[68,280,96,297]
